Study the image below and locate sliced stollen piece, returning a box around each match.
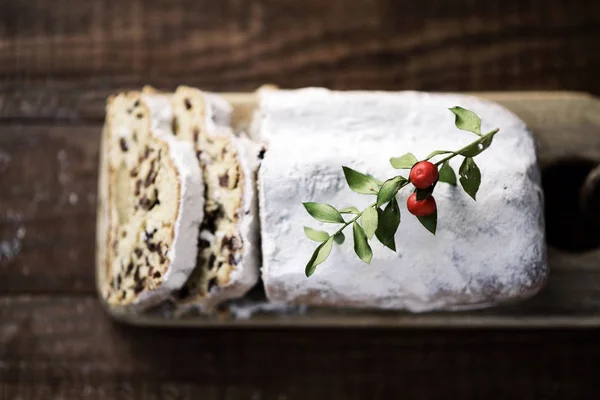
[99,91,156,301]
[142,86,260,312]
[100,92,204,309]
[256,88,547,312]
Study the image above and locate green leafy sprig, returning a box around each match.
[302,106,500,277]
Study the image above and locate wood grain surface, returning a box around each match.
[1,0,600,123]
[2,297,600,399]
[1,0,600,398]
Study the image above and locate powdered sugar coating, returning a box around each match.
[204,92,233,132]
[258,88,547,312]
[157,137,205,291]
[141,93,174,135]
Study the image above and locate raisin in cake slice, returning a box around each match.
[100,93,204,309]
[144,86,260,312]
[256,88,547,312]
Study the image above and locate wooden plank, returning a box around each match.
[0,125,100,294]
[109,270,600,328]
[1,0,600,122]
[0,295,599,399]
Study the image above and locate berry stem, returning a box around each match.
[434,128,499,167]
[332,203,374,237]
[305,107,502,276]
[329,129,498,239]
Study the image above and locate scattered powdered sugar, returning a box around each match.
[228,300,306,320]
[258,89,547,312]
[68,192,79,205]
[55,151,88,208]
[0,149,11,173]
[57,149,71,185]
[0,239,21,266]
[0,210,26,267]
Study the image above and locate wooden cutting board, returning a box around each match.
[96,91,600,327]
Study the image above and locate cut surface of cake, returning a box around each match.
[100,93,204,308]
[141,86,260,311]
[256,88,547,312]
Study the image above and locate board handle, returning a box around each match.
[581,164,600,223]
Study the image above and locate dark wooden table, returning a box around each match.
[1,1,600,398]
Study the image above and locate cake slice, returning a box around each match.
[142,86,260,311]
[256,88,547,312]
[100,93,204,308]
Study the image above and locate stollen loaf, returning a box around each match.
[256,88,547,312]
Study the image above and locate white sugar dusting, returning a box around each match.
[0,210,26,267]
[0,149,11,173]
[56,150,84,208]
[57,149,71,185]
[68,192,79,205]
[229,300,306,320]
[258,89,547,312]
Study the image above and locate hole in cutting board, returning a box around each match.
[542,158,600,252]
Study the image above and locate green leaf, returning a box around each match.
[353,222,373,264]
[334,232,345,245]
[303,227,330,242]
[438,161,457,186]
[377,176,406,207]
[415,184,435,201]
[425,150,452,160]
[339,206,360,214]
[342,166,380,194]
[303,202,345,223]
[361,207,379,239]
[459,157,481,201]
[460,134,494,157]
[305,237,335,277]
[390,153,418,169]
[449,106,482,135]
[375,198,401,251]
[417,209,437,235]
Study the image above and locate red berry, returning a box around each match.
[407,193,436,217]
[409,161,438,189]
